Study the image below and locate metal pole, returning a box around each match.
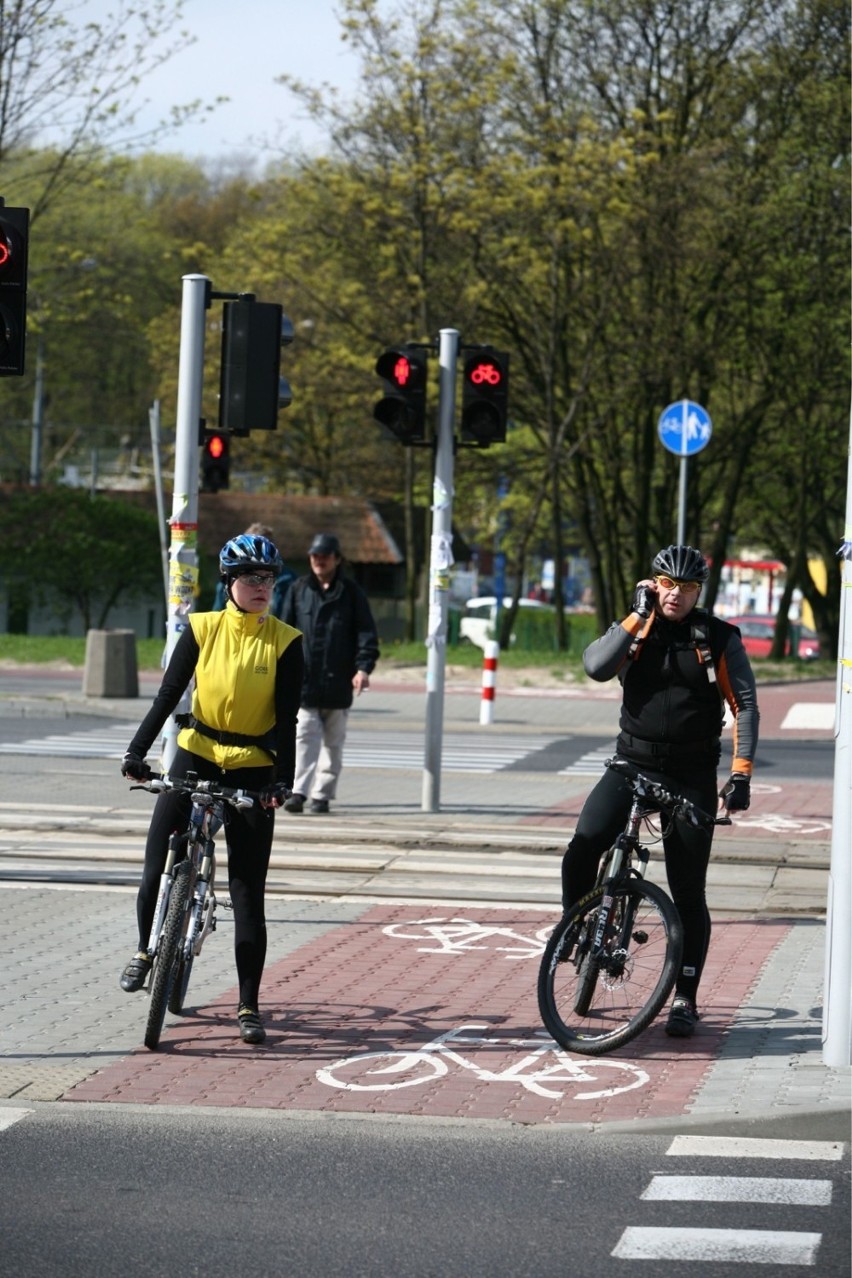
[676,400,688,543]
[822,401,852,1066]
[29,335,45,486]
[161,274,209,771]
[148,400,170,610]
[422,327,459,812]
[677,456,687,544]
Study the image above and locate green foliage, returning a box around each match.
[0,487,163,630]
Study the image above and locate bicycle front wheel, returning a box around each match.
[538,879,682,1056]
[145,860,191,1050]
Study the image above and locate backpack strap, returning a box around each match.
[691,614,716,683]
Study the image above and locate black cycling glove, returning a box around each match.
[121,752,151,781]
[632,585,655,619]
[721,774,751,811]
[259,782,291,809]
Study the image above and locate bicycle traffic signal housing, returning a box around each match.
[201,430,230,492]
[374,346,428,445]
[0,203,29,377]
[461,348,509,447]
[219,299,294,435]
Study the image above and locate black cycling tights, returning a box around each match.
[561,760,718,1004]
[135,748,274,1010]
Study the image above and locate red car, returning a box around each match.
[727,615,821,660]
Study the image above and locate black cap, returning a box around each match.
[308,533,341,557]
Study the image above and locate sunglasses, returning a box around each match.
[237,573,275,587]
[654,575,701,594]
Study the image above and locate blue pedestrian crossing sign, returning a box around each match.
[657,399,712,457]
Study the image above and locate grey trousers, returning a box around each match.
[292,706,350,801]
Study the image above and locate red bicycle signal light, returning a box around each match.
[461,348,509,447]
[466,359,504,388]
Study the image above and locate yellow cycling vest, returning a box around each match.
[177,605,301,771]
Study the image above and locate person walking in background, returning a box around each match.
[560,544,759,1039]
[212,523,294,619]
[119,533,303,1044]
[281,532,380,814]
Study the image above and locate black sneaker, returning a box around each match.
[283,792,305,813]
[665,995,700,1038]
[238,1005,266,1044]
[310,798,330,813]
[120,951,152,992]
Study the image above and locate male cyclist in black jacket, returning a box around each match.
[561,544,759,1038]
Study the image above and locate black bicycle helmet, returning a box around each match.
[219,533,283,579]
[651,544,709,582]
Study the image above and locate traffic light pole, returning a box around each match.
[422,328,459,812]
[160,273,210,770]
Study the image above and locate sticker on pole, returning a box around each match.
[657,399,712,457]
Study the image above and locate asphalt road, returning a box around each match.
[1,1105,848,1278]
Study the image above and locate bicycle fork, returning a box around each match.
[185,837,216,957]
[145,832,184,959]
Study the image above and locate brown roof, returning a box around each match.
[114,491,403,565]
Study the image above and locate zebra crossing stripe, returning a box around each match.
[558,744,615,777]
[641,1175,832,1205]
[612,1226,822,1264]
[665,1135,846,1161]
[0,724,557,774]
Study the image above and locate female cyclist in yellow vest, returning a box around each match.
[119,534,304,1044]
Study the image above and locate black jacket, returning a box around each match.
[281,570,380,709]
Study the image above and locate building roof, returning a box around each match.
[113,491,403,565]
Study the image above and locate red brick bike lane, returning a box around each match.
[66,906,791,1125]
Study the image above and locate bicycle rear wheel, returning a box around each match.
[538,879,682,1056]
[145,860,191,1050]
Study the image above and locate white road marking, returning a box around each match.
[641,1175,832,1205]
[612,1226,822,1264]
[665,1134,846,1161]
[0,1107,33,1131]
[781,703,835,730]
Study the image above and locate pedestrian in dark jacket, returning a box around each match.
[280,533,380,814]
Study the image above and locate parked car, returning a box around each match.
[459,596,551,649]
[727,615,821,660]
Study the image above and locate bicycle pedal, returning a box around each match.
[220,898,234,911]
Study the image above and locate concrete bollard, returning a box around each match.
[479,639,499,725]
[82,629,139,698]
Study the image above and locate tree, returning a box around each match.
[0,486,163,630]
[0,1,219,220]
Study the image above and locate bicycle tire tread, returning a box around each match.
[538,879,682,1056]
[145,860,191,1050]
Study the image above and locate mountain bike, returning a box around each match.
[537,757,732,1057]
[130,773,259,1051]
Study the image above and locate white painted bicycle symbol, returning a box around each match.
[381,917,550,960]
[317,1023,650,1100]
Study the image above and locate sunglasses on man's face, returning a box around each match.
[237,573,275,587]
[654,575,701,594]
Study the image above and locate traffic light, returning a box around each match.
[0,203,29,377]
[373,346,428,445]
[460,348,509,446]
[201,430,230,491]
[219,299,294,436]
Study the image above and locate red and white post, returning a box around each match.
[479,640,499,725]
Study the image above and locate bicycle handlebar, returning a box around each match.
[606,757,732,828]
[130,773,260,811]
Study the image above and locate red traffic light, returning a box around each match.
[391,355,413,387]
[466,359,504,388]
[206,433,227,459]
